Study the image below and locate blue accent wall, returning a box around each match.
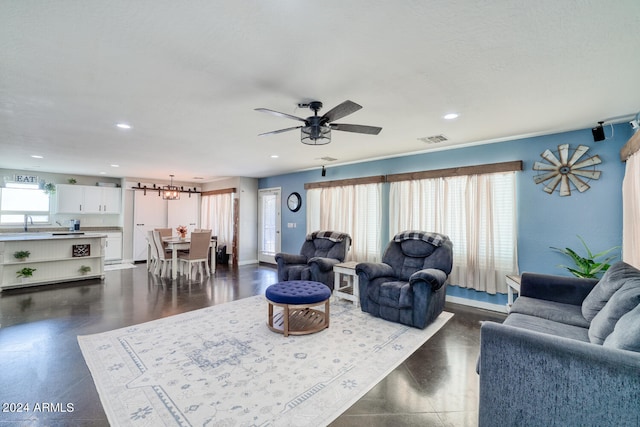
[259,125,631,282]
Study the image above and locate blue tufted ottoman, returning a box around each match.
[265,280,331,336]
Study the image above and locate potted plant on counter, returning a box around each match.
[79,265,91,275]
[13,250,31,261]
[17,267,36,281]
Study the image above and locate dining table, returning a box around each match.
[160,236,218,280]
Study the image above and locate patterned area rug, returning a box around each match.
[78,295,453,426]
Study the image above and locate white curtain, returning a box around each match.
[306,183,381,262]
[622,151,640,267]
[389,172,517,294]
[200,193,234,251]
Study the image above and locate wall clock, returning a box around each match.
[287,192,302,212]
[532,144,601,196]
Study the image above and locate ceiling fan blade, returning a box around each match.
[258,126,302,137]
[254,108,307,123]
[330,123,382,135]
[322,100,362,123]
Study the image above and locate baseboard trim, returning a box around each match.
[446,295,508,314]
[237,259,259,266]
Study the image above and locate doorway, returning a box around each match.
[258,188,281,264]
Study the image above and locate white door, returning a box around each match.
[168,194,200,233]
[258,188,281,264]
[133,191,168,261]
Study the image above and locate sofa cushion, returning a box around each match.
[503,313,590,342]
[582,262,640,321]
[603,303,640,352]
[589,280,640,344]
[510,296,590,328]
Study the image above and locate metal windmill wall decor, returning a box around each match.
[532,144,601,196]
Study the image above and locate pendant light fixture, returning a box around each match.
[162,174,180,200]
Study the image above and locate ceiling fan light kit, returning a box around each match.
[256,100,382,144]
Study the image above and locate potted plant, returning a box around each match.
[42,182,56,195]
[17,267,36,279]
[13,250,31,261]
[67,178,77,184]
[79,265,91,275]
[550,235,619,279]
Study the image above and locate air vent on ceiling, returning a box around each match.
[418,134,449,144]
[318,156,338,162]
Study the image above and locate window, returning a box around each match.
[307,183,382,262]
[0,183,51,225]
[389,171,517,294]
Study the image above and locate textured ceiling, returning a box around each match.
[1,1,639,182]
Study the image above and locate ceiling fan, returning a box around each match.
[255,100,382,145]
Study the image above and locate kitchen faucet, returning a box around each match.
[24,214,33,232]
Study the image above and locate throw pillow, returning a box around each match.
[582,261,640,322]
[603,303,640,352]
[588,279,640,344]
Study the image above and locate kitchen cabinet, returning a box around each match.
[105,232,123,262]
[0,233,105,291]
[56,185,121,214]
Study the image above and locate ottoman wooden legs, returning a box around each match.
[267,298,330,337]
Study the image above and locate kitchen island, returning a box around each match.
[0,232,106,291]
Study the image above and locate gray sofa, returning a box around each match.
[478,261,640,427]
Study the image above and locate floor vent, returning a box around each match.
[418,134,448,144]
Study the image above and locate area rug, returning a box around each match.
[78,295,453,426]
[104,263,137,271]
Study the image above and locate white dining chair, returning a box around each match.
[178,231,211,281]
[147,230,160,273]
[152,230,172,277]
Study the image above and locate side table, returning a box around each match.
[506,275,521,312]
[333,261,360,307]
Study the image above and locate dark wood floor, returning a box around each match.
[0,263,505,426]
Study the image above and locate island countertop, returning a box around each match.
[0,232,108,242]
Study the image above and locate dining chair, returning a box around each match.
[147,230,160,273]
[154,228,173,253]
[152,230,172,277]
[178,231,212,281]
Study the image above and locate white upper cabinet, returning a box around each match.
[55,184,122,214]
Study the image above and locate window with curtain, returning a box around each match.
[622,151,640,267]
[389,171,517,294]
[306,183,381,262]
[200,192,234,250]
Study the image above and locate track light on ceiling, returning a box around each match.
[162,174,180,200]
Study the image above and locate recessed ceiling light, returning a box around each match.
[110,164,119,168]
[31,155,43,159]
[444,113,459,120]
[99,172,107,175]
[270,154,279,158]
[116,123,131,129]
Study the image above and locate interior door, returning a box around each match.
[258,188,281,264]
[133,191,168,261]
[168,194,200,233]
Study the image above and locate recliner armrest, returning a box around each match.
[275,253,307,265]
[308,256,340,272]
[356,262,395,280]
[409,268,447,290]
[520,272,598,305]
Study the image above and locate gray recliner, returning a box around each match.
[356,231,453,328]
[275,231,351,291]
